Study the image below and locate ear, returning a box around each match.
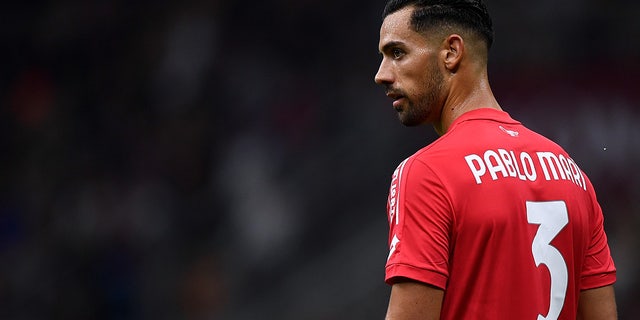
[443,34,464,73]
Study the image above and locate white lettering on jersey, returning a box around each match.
[388,159,408,225]
[484,150,508,180]
[498,149,518,178]
[465,154,486,184]
[537,152,586,190]
[510,150,529,181]
[466,150,537,184]
[537,152,566,181]
[465,149,586,190]
[520,152,537,181]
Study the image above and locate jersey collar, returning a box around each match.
[447,108,520,132]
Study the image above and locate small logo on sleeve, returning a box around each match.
[388,234,400,261]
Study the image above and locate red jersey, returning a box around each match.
[385,108,616,319]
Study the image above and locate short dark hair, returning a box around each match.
[382,0,494,49]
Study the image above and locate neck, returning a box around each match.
[434,73,501,135]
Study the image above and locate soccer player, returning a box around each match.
[374,1,617,319]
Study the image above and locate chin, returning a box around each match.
[398,114,424,127]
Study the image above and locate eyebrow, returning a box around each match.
[379,41,405,54]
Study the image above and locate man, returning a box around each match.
[374,1,617,319]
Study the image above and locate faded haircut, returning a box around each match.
[382,0,494,49]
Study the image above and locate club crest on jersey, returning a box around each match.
[499,125,519,137]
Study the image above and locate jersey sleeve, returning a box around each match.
[580,185,616,290]
[385,156,453,289]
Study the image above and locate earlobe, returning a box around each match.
[444,34,464,73]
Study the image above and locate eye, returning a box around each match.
[391,48,404,59]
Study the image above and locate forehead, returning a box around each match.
[378,6,426,49]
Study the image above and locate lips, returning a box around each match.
[392,97,405,110]
[385,91,403,100]
[386,91,405,110]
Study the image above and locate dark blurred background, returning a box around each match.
[1,0,639,319]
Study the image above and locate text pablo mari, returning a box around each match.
[464,149,587,191]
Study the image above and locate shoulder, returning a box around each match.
[390,142,459,204]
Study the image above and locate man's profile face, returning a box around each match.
[375,6,445,127]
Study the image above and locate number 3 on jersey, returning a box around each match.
[527,201,569,320]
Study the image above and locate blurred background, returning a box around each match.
[1,0,639,319]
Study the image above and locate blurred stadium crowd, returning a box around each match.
[1,0,639,319]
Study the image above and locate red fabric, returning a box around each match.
[385,108,616,319]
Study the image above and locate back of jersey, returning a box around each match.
[434,109,616,319]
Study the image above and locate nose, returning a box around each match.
[374,59,393,85]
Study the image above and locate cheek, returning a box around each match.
[406,58,439,87]
[424,64,444,88]
[400,68,426,91]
